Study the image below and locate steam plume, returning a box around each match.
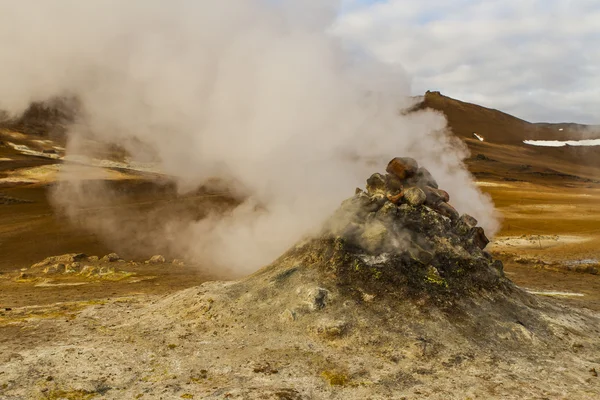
[0,1,499,274]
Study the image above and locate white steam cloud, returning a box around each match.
[0,1,499,275]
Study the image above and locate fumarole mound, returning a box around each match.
[319,156,505,301]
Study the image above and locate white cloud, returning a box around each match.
[334,0,600,124]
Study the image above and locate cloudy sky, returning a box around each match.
[335,0,599,124]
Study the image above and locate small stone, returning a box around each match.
[455,214,478,235]
[99,267,115,275]
[101,253,120,262]
[404,187,426,206]
[376,202,397,221]
[415,167,438,189]
[148,255,166,264]
[492,260,504,275]
[315,320,348,339]
[385,174,404,191]
[433,202,459,221]
[366,173,386,195]
[43,264,65,275]
[18,272,30,280]
[172,259,185,267]
[80,265,98,276]
[407,243,434,265]
[280,309,296,322]
[424,186,450,204]
[64,262,82,274]
[307,287,330,311]
[471,227,490,249]
[386,190,404,204]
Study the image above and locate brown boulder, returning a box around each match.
[386,190,404,204]
[433,202,459,221]
[386,157,418,180]
[470,227,490,249]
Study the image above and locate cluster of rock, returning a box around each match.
[0,193,33,205]
[325,157,505,295]
[17,253,185,281]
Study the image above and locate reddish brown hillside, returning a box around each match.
[410,91,600,183]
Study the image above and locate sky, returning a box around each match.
[335,0,600,124]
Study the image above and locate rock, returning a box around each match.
[360,221,388,253]
[470,227,490,249]
[385,174,404,192]
[415,167,438,189]
[432,202,459,221]
[315,319,348,339]
[31,253,87,269]
[407,243,434,265]
[172,259,185,267]
[404,187,426,206]
[65,262,82,273]
[455,214,478,236]
[386,157,418,180]
[148,255,166,264]
[366,173,386,195]
[80,266,98,276]
[492,260,504,275]
[424,186,450,205]
[18,272,31,280]
[386,190,404,204]
[88,256,99,262]
[306,287,330,311]
[280,309,297,322]
[99,267,116,275]
[101,253,120,262]
[43,264,65,275]
[376,202,397,221]
[355,191,385,213]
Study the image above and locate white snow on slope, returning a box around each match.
[523,139,600,147]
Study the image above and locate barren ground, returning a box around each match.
[0,126,599,398]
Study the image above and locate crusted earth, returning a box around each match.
[1,160,599,399]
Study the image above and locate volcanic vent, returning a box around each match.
[321,156,506,301]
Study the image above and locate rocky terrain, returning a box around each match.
[1,158,599,399]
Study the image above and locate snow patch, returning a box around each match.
[6,142,61,159]
[523,139,600,147]
[526,290,584,297]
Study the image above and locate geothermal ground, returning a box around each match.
[1,95,600,399]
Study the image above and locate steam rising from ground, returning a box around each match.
[0,1,499,274]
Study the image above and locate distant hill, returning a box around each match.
[411,91,600,183]
[413,91,597,145]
